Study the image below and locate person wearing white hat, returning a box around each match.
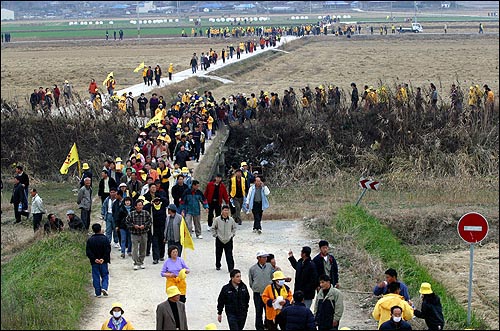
[156,285,188,330]
[413,282,444,330]
[249,250,273,330]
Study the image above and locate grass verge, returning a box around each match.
[1,231,90,330]
[324,205,489,330]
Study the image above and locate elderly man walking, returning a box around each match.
[77,177,93,230]
[126,199,152,270]
[249,250,273,330]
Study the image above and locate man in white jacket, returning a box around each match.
[245,176,270,234]
[30,188,46,232]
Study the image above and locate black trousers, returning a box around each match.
[152,225,165,261]
[253,292,265,330]
[252,201,263,230]
[227,313,247,331]
[207,202,221,227]
[33,213,43,232]
[215,237,234,271]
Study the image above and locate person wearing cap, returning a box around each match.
[262,270,293,330]
[67,209,85,231]
[413,282,444,330]
[161,245,190,302]
[245,176,270,234]
[204,173,230,231]
[372,282,414,329]
[217,268,250,330]
[164,203,184,256]
[279,290,316,331]
[240,162,254,190]
[156,285,188,330]
[288,246,318,309]
[314,274,345,331]
[80,162,93,187]
[313,240,340,289]
[125,199,152,270]
[373,268,411,302]
[229,168,246,225]
[11,174,30,223]
[77,177,93,230]
[180,180,208,239]
[86,223,111,298]
[249,251,274,330]
[101,302,134,330]
[379,305,412,331]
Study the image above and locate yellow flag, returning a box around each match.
[180,216,194,251]
[102,71,114,87]
[60,143,79,175]
[133,61,145,73]
[145,111,164,128]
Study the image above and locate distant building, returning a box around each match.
[1,8,15,20]
[136,1,156,14]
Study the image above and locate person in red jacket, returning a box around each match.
[204,173,229,231]
[88,78,98,102]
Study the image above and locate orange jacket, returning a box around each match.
[261,283,292,322]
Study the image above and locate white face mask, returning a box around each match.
[277,280,285,286]
[113,311,122,318]
[393,316,402,323]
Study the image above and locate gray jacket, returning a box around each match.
[164,213,183,242]
[211,215,236,244]
[156,300,188,330]
[77,185,92,210]
[248,262,273,294]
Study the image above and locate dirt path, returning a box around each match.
[80,215,376,329]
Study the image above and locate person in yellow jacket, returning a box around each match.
[168,63,174,81]
[372,281,414,329]
[206,114,214,140]
[261,271,293,330]
[377,86,389,111]
[468,86,478,110]
[118,93,127,113]
[93,90,103,112]
[101,302,134,330]
[142,67,148,85]
[229,169,246,225]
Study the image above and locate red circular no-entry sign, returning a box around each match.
[457,212,489,244]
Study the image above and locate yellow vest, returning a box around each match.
[230,176,246,197]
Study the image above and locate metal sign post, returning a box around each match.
[355,188,368,206]
[467,243,474,326]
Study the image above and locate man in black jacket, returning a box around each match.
[217,268,250,330]
[288,246,318,309]
[279,291,316,331]
[86,223,111,297]
[313,240,339,289]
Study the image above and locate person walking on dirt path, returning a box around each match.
[190,54,198,74]
[379,305,412,331]
[99,170,118,205]
[313,240,340,289]
[63,80,73,105]
[211,205,236,272]
[217,268,251,330]
[249,250,274,330]
[413,282,445,330]
[372,282,414,329]
[171,175,188,209]
[164,203,184,256]
[279,290,316,331]
[89,78,98,102]
[101,302,134,330]
[204,173,230,231]
[86,223,111,298]
[30,188,46,232]
[314,274,344,331]
[288,246,318,309]
[113,30,117,40]
[156,285,189,330]
[229,168,246,225]
[150,197,167,264]
[373,268,411,301]
[126,199,152,270]
[137,92,148,118]
[262,270,293,330]
[245,176,270,234]
[116,197,133,258]
[179,180,208,239]
[10,175,29,223]
[101,187,120,246]
[15,165,29,211]
[154,64,162,87]
[168,63,174,81]
[78,177,93,230]
[161,245,190,302]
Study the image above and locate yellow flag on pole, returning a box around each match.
[180,216,194,251]
[145,111,164,128]
[60,143,80,175]
[102,71,114,87]
[133,61,145,73]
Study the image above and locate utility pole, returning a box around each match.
[137,1,140,39]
